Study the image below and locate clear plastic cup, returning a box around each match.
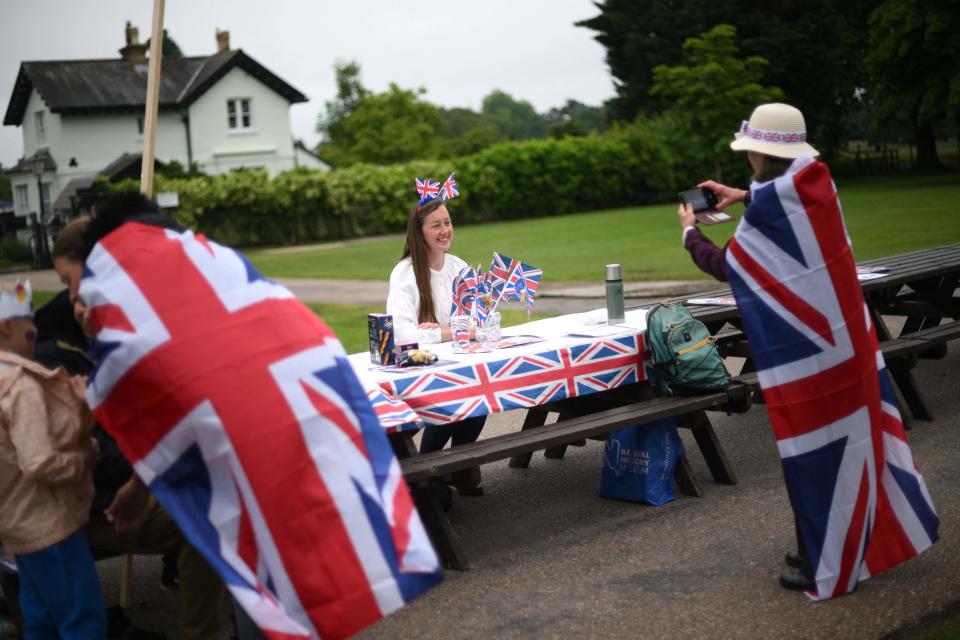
[449,315,472,353]
[483,312,502,348]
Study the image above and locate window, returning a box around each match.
[14,185,29,211]
[35,111,46,144]
[227,98,252,130]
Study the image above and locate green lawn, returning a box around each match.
[247,170,960,283]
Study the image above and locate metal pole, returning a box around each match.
[35,172,51,267]
[140,0,166,198]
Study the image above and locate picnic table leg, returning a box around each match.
[507,407,550,468]
[390,431,471,571]
[674,454,703,497]
[676,410,738,486]
[899,274,959,359]
[868,302,933,422]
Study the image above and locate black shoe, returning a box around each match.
[779,570,815,592]
[784,550,805,570]
[456,485,485,497]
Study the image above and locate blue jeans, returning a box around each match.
[16,529,107,640]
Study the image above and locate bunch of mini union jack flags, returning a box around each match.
[451,251,543,321]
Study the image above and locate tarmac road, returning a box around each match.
[14,265,956,639]
[91,319,959,640]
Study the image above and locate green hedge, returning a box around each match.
[147,127,679,247]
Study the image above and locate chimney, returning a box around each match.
[216,29,230,53]
[119,20,148,63]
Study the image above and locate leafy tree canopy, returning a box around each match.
[652,24,782,180]
[544,100,608,138]
[865,0,960,167]
[578,0,869,155]
[481,90,548,140]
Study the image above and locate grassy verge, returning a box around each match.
[247,170,960,283]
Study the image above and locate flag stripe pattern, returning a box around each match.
[81,223,440,639]
[725,156,937,600]
[380,334,644,424]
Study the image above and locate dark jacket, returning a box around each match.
[684,227,730,282]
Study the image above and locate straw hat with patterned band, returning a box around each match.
[730,102,819,159]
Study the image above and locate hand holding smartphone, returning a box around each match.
[678,187,733,225]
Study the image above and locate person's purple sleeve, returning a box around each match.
[684,227,730,282]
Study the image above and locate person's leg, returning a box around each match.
[449,415,486,447]
[16,530,107,640]
[419,424,453,454]
[86,498,225,640]
[16,560,58,640]
[448,416,487,494]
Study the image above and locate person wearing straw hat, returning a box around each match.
[678,102,819,281]
[678,103,822,592]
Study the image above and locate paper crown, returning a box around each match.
[0,279,33,320]
[415,172,460,209]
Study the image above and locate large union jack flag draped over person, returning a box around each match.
[80,223,441,639]
[725,156,938,601]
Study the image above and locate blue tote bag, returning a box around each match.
[598,417,685,506]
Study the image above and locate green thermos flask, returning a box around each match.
[606,263,625,324]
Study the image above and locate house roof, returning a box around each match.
[3,49,307,126]
[4,148,58,175]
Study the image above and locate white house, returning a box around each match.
[2,22,327,242]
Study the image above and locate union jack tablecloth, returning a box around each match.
[349,310,649,432]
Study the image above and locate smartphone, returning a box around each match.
[677,187,732,225]
[678,187,718,213]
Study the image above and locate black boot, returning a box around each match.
[779,571,815,592]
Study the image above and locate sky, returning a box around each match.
[0,0,616,168]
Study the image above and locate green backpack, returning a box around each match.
[646,302,730,396]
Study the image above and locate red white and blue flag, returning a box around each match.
[80,223,441,639]
[449,266,478,318]
[415,177,440,207]
[725,156,938,600]
[504,259,542,314]
[439,173,460,201]
[383,335,644,423]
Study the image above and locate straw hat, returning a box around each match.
[730,103,819,158]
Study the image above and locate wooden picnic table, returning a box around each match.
[357,243,960,571]
[679,242,960,421]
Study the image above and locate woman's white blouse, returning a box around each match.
[386,253,468,345]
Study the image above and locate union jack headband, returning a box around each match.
[415,173,460,210]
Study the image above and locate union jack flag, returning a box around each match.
[449,266,478,318]
[382,335,644,423]
[504,259,543,314]
[488,251,518,308]
[415,177,440,206]
[439,173,460,201]
[725,156,938,600]
[80,223,441,639]
[474,266,493,323]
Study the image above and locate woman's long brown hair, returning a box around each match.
[401,199,446,324]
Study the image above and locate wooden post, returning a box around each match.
[140,0,166,197]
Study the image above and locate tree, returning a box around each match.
[316,60,370,148]
[481,90,548,140]
[577,0,869,156]
[436,107,503,157]
[652,24,782,180]
[319,84,443,166]
[543,100,608,138]
[865,0,960,168]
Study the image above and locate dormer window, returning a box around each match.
[227,98,251,130]
[35,111,46,143]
